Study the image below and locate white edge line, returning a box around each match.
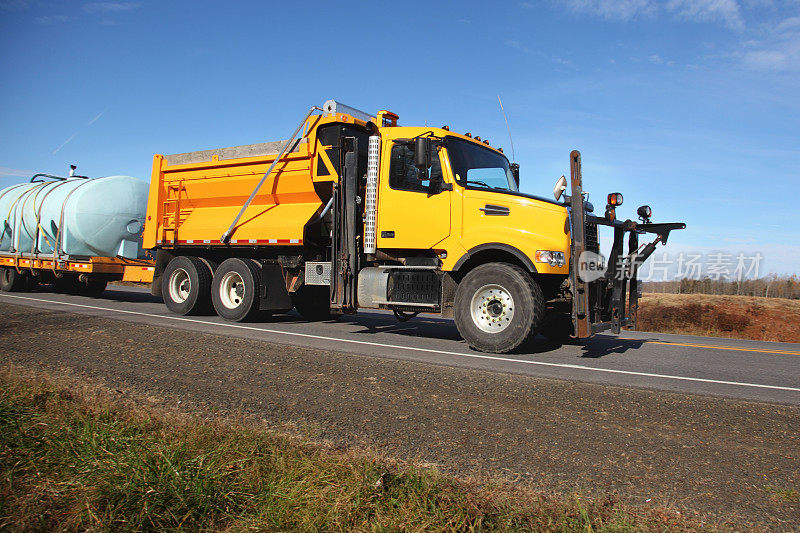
[2,293,800,394]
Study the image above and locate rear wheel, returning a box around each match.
[454,263,544,353]
[293,285,331,321]
[0,267,30,292]
[162,256,214,315]
[212,258,262,322]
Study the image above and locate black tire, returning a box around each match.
[211,258,263,322]
[162,256,214,315]
[0,267,30,292]
[75,278,108,296]
[292,285,331,321]
[454,262,544,353]
[540,312,575,343]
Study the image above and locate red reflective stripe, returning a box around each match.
[174,239,302,245]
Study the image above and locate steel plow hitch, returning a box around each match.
[569,150,686,339]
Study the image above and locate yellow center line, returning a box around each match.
[620,338,800,356]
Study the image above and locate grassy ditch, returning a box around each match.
[638,293,800,342]
[0,368,709,532]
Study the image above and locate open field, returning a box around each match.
[0,368,705,532]
[638,293,800,343]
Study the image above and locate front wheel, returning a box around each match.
[454,263,544,353]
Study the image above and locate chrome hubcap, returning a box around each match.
[219,271,245,309]
[168,268,191,303]
[470,284,514,333]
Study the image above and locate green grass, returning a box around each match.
[764,486,799,502]
[0,369,706,532]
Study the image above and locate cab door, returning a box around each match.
[376,141,451,250]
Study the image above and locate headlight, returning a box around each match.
[535,250,566,267]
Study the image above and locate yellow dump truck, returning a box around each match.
[144,100,684,352]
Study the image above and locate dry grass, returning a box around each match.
[638,293,800,342]
[0,366,714,532]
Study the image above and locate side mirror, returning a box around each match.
[510,163,520,188]
[414,136,431,170]
[553,175,567,201]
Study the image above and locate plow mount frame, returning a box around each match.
[568,150,686,338]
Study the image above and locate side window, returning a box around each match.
[389,144,443,193]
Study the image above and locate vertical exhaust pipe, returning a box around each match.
[364,135,380,255]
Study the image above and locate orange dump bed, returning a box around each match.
[142,137,325,250]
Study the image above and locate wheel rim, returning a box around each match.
[168,268,191,303]
[470,284,514,333]
[219,271,245,309]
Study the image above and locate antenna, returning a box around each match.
[497,95,516,162]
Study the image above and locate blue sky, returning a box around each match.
[1,0,798,276]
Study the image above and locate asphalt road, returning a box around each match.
[2,285,799,405]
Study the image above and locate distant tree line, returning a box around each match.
[642,275,800,299]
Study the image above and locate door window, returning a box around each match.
[388,144,443,193]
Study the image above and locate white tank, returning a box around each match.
[0,175,149,259]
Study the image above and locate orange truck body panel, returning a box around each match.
[142,114,360,250]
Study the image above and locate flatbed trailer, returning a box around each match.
[0,251,154,293]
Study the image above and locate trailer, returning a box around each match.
[143,100,685,353]
[0,171,151,294]
[0,253,153,293]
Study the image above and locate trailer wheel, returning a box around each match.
[292,285,331,321]
[51,274,76,293]
[0,267,30,292]
[162,256,213,315]
[454,263,544,353]
[211,258,262,322]
[75,278,108,296]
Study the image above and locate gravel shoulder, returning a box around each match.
[1,303,798,529]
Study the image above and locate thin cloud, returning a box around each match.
[666,0,744,29]
[741,12,800,71]
[87,107,108,126]
[504,39,574,66]
[35,14,70,25]
[555,0,746,28]
[557,0,657,21]
[52,131,79,155]
[0,0,31,10]
[0,166,34,178]
[51,107,109,155]
[83,2,140,13]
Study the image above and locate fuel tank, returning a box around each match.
[0,175,148,259]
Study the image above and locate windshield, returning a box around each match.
[446,136,517,191]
